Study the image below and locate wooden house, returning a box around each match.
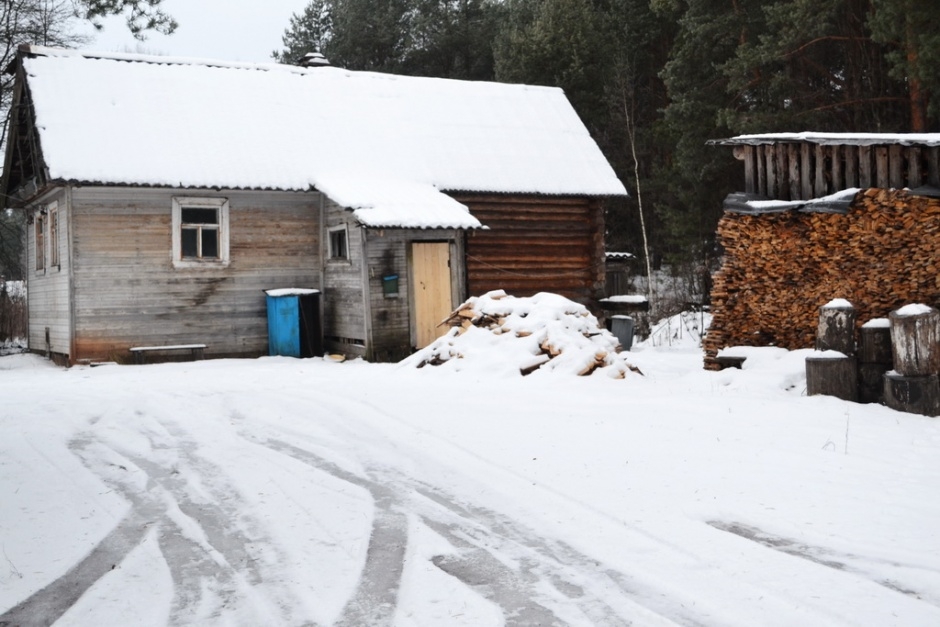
[703,132,940,369]
[1,45,626,365]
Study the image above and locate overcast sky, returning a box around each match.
[83,0,312,63]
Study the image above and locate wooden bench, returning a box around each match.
[129,344,206,365]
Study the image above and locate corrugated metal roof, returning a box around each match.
[21,46,627,206]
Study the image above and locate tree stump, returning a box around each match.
[857,320,892,404]
[858,321,892,364]
[889,305,940,376]
[816,300,856,355]
[883,372,940,417]
[806,353,858,402]
[858,363,889,404]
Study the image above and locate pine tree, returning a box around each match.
[869,0,940,130]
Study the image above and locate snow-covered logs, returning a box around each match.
[705,188,940,370]
[883,304,940,416]
[403,290,643,378]
[806,353,858,402]
[889,304,940,376]
[816,299,857,354]
[858,319,892,404]
[805,302,939,415]
[807,301,858,401]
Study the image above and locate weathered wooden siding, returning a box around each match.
[68,187,320,362]
[363,228,463,361]
[26,189,70,359]
[737,143,940,200]
[321,198,367,356]
[458,195,605,303]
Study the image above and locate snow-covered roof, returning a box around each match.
[710,132,940,147]
[18,46,626,228]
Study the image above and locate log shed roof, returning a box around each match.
[709,132,940,147]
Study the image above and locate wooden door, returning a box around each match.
[412,242,452,348]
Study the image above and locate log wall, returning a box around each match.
[459,195,605,304]
[704,189,940,369]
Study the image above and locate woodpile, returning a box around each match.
[407,290,643,377]
[438,298,614,376]
[705,189,940,369]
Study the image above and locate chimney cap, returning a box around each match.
[299,51,330,68]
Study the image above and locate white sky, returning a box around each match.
[81,0,312,63]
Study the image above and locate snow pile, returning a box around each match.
[402,290,641,378]
[894,303,935,317]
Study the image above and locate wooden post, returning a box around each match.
[883,372,940,417]
[844,145,857,188]
[801,143,813,199]
[889,304,940,376]
[757,145,767,196]
[776,143,789,200]
[816,300,856,355]
[908,146,921,188]
[788,144,799,200]
[806,354,858,402]
[889,144,903,188]
[815,144,827,196]
[876,146,889,188]
[744,145,756,194]
[766,144,777,198]
[859,145,872,188]
[928,146,940,186]
[830,145,842,191]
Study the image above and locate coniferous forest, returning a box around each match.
[274,0,939,289]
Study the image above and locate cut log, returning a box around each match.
[858,362,890,404]
[816,301,856,355]
[806,353,858,402]
[858,322,892,364]
[883,372,940,417]
[889,305,940,376]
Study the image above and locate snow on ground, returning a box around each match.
[1,336,939,625]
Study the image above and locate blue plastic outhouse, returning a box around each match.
[265,288,323,357]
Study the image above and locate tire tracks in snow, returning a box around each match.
[248,435,672,626]
[1,426,308,626]
[708,520,940,608]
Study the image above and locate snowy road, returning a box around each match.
[2,349,940,625]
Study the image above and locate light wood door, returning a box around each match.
[412,242,452,348]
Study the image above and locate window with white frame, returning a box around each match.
[172,197,230,268]
[35,212,45,272]
[328,225,349,260]
[48,202,59,268]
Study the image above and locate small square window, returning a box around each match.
[180,207,220,260]
[329,226,348,260]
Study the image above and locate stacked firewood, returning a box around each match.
[439,297,617,376]
[705,189,940,369]
[407,290,642,377]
